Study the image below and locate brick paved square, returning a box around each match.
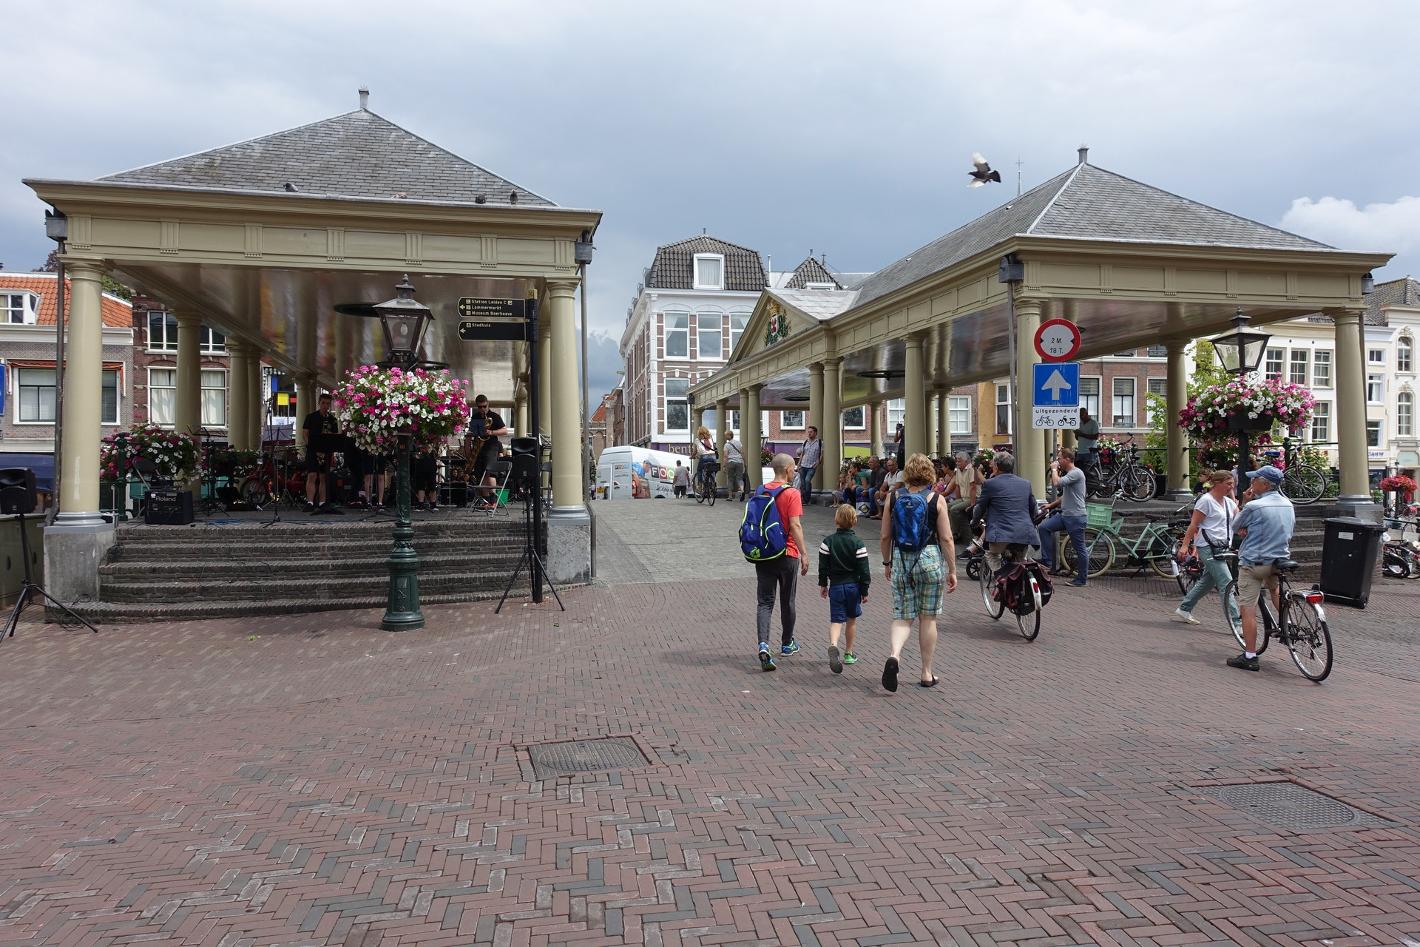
[0,500,1416,946]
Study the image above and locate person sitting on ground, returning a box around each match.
[819,503,871,674]
[879,453,957,692]
[672,460,689,499]
[874,456,901,518]
[941,451,983,547]
[1037,448,1089,587]
[971,451,1038,574]
[852,461,873,511]
[1225,465,1295,673]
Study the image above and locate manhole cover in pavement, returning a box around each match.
[1199,782,1391,830]
[527,738,650,779]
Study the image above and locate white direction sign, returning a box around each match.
[1033,406,1081,429]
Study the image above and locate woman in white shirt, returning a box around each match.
[1171,470,1242,631]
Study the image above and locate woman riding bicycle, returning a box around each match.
[693,425,719,491]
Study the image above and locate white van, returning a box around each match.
[595,446,689,500]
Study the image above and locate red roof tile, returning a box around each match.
[0,272,132,329]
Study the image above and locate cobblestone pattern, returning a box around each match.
[0,504,1417,946]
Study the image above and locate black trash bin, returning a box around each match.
[1320,517,1385,608]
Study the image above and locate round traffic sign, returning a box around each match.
[1034,318,1081,361]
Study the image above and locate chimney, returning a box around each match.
[358,87,370,110]
[1077,144,1089,165]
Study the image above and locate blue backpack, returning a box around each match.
[740,485,788,562]
[891,487,936,551]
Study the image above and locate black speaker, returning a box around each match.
[510,436,539,457]
[0,468,37,515]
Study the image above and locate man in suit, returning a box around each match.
[971,451,1039,573]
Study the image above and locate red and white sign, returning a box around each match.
[1033,318,1081,362]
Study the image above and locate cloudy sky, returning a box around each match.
[4,0,1418,406]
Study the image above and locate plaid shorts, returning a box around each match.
[891,544,945,620]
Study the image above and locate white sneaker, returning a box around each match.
[1171,608,1200,625]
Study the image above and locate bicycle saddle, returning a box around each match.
[1274,559,1301,573]
[1144,514,1167,522]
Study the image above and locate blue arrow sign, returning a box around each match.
[1032,362,1079,407]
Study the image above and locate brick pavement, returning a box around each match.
[0,499,1417,946]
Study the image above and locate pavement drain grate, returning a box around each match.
[527,737,651,779]
[1199,781,1392,830]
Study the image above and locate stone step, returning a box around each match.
[115,520,526,544]
[99,570,518,605]
[107,534,527,562]
[99,550,516,581]
[57,586,534,624]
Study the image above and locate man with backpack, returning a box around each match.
[878,453,957,692]
[740,453,810,671]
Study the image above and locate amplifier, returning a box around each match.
[144,488,195,525]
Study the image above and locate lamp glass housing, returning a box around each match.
[1210,312,1271,375]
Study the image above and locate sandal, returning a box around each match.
[918,677,940,688]
[881,657,899,692]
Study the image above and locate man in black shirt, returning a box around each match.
[303,392,344,514]
[468,394,510,507]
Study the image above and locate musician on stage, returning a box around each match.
[303,392,344,514]
[468,394,510,508]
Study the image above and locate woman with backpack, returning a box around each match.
[878,453,958,692]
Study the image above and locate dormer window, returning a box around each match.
[803,282,836,291]
[3,291,40,325]
[693,254,724,290]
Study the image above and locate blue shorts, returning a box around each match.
[828,582,863,623]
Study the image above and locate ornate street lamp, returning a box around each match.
[372,276,432,631]
[1208,308,1272,499]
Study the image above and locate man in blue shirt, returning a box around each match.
[1227,465,1295,672]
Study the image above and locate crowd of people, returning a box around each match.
[741,440,1299,686]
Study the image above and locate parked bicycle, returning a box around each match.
[694,461,718,506]
[1222,559,1333,682]
[979,545,1044,641]
[1062,495,1189,589]
[1085,436,1157,502]
[1262,436,1328,505]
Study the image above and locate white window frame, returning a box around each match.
[728,312,748,355]
[1079,376,1101,419]
[17,366,119,425]
[200,326,227,355]
[695,312,723,361]
[1112,377,1136,428]
[780,409,805,431]
[1398,390,1414,438]
[995,383,1011,435]
[663,377,690,433]
[149,366,177,427]
[948,395,972,435]
[1145,377,1167,425]
[1367,372,1384,405]
[1399,336,1414,374]
[886,398,906,434]
[1312,349,1333,388]
[1368,348,1385,366]
[201,368,228,428]
[3,291,40,325]
[842,405,866,431]
[1264,347,1285,381]
[692,253,725,291]
[663,311,690,360]
[1309,401,1330,443]
[1288,349,1308,387]
[147,310,178,351]
[1366,419,1382,448]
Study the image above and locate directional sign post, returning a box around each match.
[457,297,531,342]
[1031,361,1080,429]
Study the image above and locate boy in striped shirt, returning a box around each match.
[819,504,872,674]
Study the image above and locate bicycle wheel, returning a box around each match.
[980,564,1004,620]
[705,474,716,507]
[694,474,706,504]
[1284,595,1333,682]
[1063,528,1116,578]
[1224,580,1272,654]
[1125,467,1158,502]
[1281,464,1326,505]
[1015,575,1042,641]
[1146,532,1183,582]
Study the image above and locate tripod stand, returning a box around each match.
[495,472,564,614]
[3,511,100,642]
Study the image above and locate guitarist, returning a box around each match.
[468,394,510,506]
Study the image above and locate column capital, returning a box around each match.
[1014,295,1046,314]
[1166,338,1188,356]
[809,361,825,376]
[1327,306,1366,326]
[58,255,105,280]
[748,382,764,393]
[904,331,927,349]
[546,280,579,299]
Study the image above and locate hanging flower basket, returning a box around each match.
[1179,377,1315,439]
[1380,475,1417,503]
[333,364,471,454]
[1225,412,1276,432]
[100,424,202,483]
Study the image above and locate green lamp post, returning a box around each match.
[373,276,432,631]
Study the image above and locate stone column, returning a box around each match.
[538,312,553,437]
[808,361,825,489]
[869,400,882,457]
[47,258,114,603]
[716,397,730,488]
[936,389,951,457]
[1164,340,1192,500]
[1332,307,1378,517]
[227,341,251,450]
[514,385,529,436]
[822,358,841,485]
[295,372,315,448]
[543,281,591,584]
[743,384,763,489]
[174,313,203,440]
[904,332,927,457]
[247,353,263,450]
[1014,299,1047,498]
[692,406,705,440]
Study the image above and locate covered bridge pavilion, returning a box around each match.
[27,96,600,602]
[691,155,1391,512]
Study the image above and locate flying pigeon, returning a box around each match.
[968,153,1002,188]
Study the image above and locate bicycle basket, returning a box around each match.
[1085,503,1120,530]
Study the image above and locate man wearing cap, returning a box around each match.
[1226,465,1295,672]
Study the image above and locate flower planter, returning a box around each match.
[1226,413,1275,433]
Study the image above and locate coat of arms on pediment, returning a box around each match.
[765,302,790,347]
